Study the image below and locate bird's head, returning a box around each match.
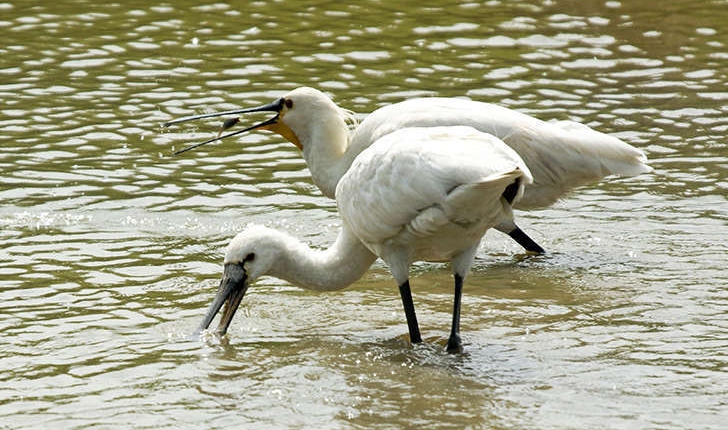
[197,225,284,336]
[165,86,351,155]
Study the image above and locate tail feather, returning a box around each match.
[445,168,526,226]
[504,122,651,209]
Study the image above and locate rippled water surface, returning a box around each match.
[2,0,727,428]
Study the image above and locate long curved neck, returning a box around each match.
[269,225,377,292]
[300,119,358,199]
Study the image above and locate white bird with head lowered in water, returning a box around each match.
[165,87,651,352]
[197,125,533,353]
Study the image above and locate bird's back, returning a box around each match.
[337,126,531,264]
[351,97,651,209]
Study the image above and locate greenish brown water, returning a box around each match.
[1,0,726,428]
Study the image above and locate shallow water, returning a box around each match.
[1,0,727,428]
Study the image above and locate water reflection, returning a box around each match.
[1,0,726,428]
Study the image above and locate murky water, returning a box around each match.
[1,0,726,428]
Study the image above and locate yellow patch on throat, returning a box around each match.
[260,121,302,150]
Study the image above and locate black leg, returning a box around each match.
[507,226,545,254]
[446,273,464,354]
[398,280,422,344]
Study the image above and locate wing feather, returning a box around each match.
[338,126,529,247]
[350,98,651,210]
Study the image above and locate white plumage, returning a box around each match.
[165,86,652,352]
[196,125,531,353]
[350,95,650,209]
[338,126,530,270]
[165,87,650,253]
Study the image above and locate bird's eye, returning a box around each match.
[285,99,293,109]
[238,252,255,269]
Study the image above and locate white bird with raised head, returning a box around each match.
[165,87,651,351]
[197,125,532,353]
[165,87,652,254]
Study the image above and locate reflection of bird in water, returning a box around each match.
[198,125,533,353]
